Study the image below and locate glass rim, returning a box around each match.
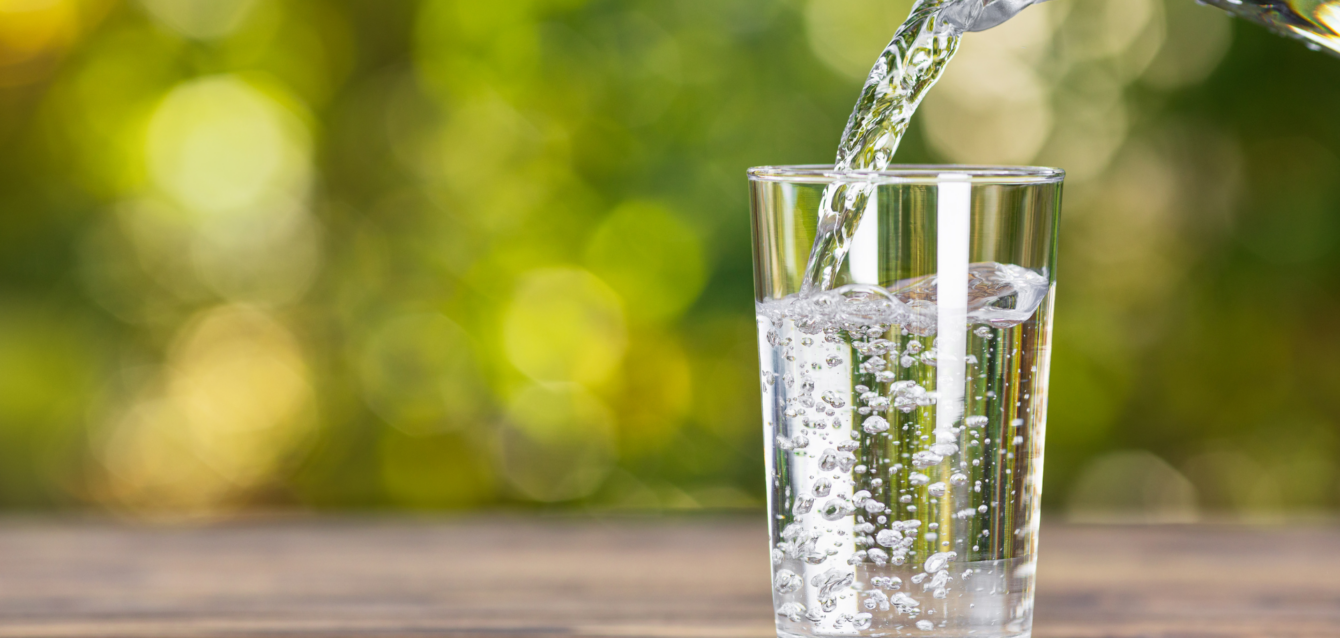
[747,164,1066,185]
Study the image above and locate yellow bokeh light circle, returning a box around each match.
[167,305,315,486]
[496,382,615,503]
[805,0,915,80]
[607,330,693,458]
[146,75,312,220]
[922,44,1053,165]
[99,396,235,511]
[95,305,316,511]
[0,0,77,87]
[142,76,321,304]
[503,267,627,385]
[921,5,1056,165]
[585,201,707,322]
[0,0,74,54]
[137,0,259,40]
[1058,0,1162,63]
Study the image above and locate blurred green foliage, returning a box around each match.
[0,0,1337,518]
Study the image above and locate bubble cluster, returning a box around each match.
[761,261,1049,632]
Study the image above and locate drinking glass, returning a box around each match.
[749,165,1064,638]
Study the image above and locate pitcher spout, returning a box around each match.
[950,0,1339,57]
[942,0,1053,33]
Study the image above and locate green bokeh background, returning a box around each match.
[0,0,1337,518]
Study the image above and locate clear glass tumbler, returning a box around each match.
[749,166,1064,638]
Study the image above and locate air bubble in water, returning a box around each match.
[819,449,839,471]
[912,451,943,468]
[863,415,890,434]
[863,589,890,611]
[876,529,902,547]
[821,497,856,521]
[813,478,833,497]
[917,620,935,631]
[924,551,957,573]
[775,569,803,594]
[777,602,807,622]
[891,592,920,613]
[949,472,968,486]
[871,576,902,591]
[861,357,889,374]
[927,482,947,497]
[811,568,855,597]
[931,442,959,457]
[837,452,858,472]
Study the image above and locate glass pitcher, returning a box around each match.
[957,0,1339,56]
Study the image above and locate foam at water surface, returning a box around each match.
[760,263,1050,338]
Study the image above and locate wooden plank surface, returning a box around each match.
[0,518,1336,638]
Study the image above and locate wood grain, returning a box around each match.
[0,518,1335,638]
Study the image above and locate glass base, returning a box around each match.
[773,556,1034,638]
[779,631,1029,638]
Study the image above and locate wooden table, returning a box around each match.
[0,518,1336,637]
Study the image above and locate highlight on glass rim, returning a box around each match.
[0,0,1337,635]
